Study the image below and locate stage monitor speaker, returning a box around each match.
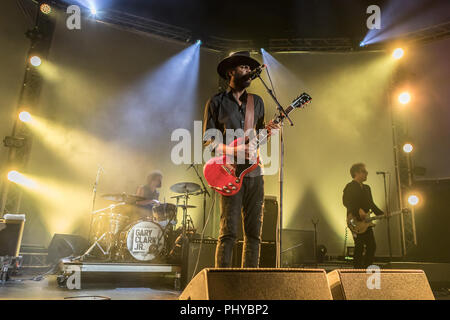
[179,268,332,300]
[47,234,89,263]
[237,195,278,242]
[181,238,217,288]
[327,269,435,300]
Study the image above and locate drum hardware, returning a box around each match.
[88,165,104,244]
[78,179,202,263]
[101,192,146,203]
[169,182,202,266]
[78,203,128,261]
[187,164,211,230]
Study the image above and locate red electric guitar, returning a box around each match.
[203,92,312,196]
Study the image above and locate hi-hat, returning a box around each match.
[170,182,201,194]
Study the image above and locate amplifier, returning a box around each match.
[237,195,278,241]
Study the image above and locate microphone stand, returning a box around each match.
[256,73,294,268]
[379,172,392,260]
[188,164,210,229]
[88,166,103,244]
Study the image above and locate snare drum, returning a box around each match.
[116,218,165,262]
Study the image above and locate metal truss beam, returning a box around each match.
[0,1,56,216]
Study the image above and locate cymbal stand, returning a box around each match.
[181,191,190,238]
[77,202,125,261]
[187,164,210,229]
[88,166,104,243]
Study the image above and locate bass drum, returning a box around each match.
[116,218,165,262]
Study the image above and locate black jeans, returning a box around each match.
[215,175,264,268]
[352,227,376,269]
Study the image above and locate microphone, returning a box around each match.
[246,64,267,81]
[376,171,389,175]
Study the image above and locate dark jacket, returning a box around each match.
[343,180,384,220]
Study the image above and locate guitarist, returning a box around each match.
[343,163,385,269]
[203,51,279,268]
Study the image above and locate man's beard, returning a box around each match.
[235,73,251,89]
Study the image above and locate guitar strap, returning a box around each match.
[244,93,255,131]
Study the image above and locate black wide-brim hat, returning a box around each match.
[217,51,261,79]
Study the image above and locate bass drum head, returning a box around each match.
[124,220,164,262]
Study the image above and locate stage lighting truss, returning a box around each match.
[268,38,355,52]
[99,9,193,43]
[399,21,450,45]
[3,136,26,149]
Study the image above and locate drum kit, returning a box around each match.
[79,182,205,263]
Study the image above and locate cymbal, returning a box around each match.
[101,193,146,202]
[170,182,201,194]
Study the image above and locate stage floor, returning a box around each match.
[1,263,449,300]
[0,273,181,300]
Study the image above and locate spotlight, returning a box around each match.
[392,48,404,60]
[90,7,97,15]
[196,40,202,46]
[403,143,413,153]
[30,56,42,67]
[359,41,365,47]
[19,111,32,123]
[7,170,21,182]
[40,3,52,15]
[398,92,411,104]
[408,195,419,206]
[7,170,37,189]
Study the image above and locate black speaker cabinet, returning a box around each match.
[327,269,435,300]
[0,214,25,257]
[237,195,278,241]
[232,241,276,268]
[281,229,316,266]
[181,238,217,288]
[47,234,88,263]
[180,268,332,300]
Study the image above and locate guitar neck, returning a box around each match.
[367,210,403,222]
[257,105,295,142]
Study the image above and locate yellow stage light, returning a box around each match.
[19,111,32,123]
[40,3,52,15]
[7,171,38,189]
[30,56,42,67]
[408,195,419,206]
[398,92,411,104]
[403,143,413,153]
[392,48,404,60]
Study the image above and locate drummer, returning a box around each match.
[135,171,163,219]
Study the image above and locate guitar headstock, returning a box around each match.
[291,92,312,109]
